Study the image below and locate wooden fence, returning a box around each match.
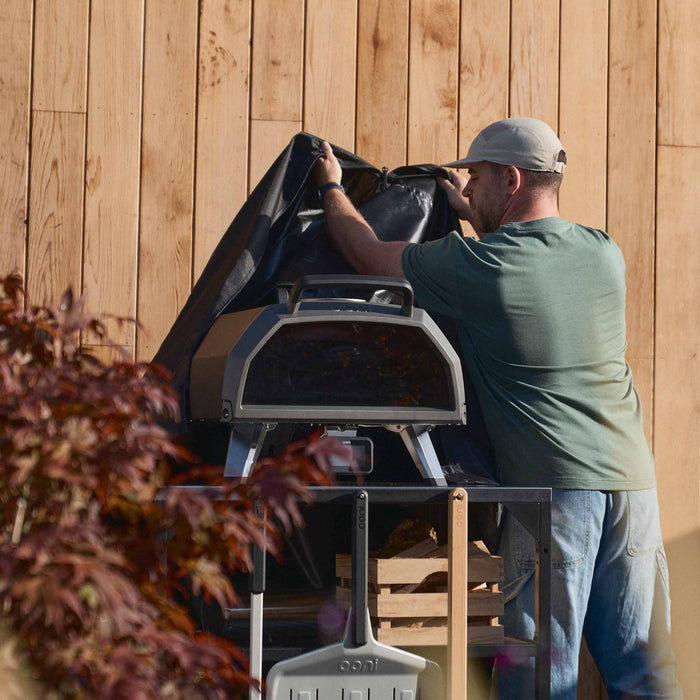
[1,0,698,696]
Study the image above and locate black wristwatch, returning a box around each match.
[318,182,344,199]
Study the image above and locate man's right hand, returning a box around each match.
[438,170,474,227]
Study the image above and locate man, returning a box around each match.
[313,118,681,699]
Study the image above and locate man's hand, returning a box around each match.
[438,170,474,227]
[313,141,343,187]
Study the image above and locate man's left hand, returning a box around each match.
[313,141,343,187]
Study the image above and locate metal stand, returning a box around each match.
[248,486,552,699]
[226,422,448,484]
[249,503,266,700]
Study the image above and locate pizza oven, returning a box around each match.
[188,275,466,484]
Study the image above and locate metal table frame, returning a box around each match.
[250,485,552,699]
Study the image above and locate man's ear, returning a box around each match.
[505,165,523,195]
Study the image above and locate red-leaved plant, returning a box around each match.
[0,274,340,698]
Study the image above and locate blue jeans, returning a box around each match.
[496,489,682,699]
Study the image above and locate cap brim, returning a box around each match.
[442,157,477,168]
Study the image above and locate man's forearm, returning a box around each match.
[321,188,408,278]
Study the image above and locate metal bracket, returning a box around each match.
[399,425,447,486]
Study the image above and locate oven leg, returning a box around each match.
[399,425,448,486]
[224,423,270,479]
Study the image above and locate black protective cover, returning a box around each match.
[153,132,495,484]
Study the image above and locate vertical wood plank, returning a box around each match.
[457,0,509,155]
[83,0,144,346]
[137,0,197,361]
[658,0,700,147]
[0,2,32,277]
[250,0,304,121]
[194,0,251,281]
[558,0,608,230]
[607,0,657,438]
[304,0,358,150]
[407,0,460,165]
[32,0,89,112]
[249,119,302,194]
[249,0,304,193]
[27,112,85,304]
[510,0,560,128]
[655,145,700,700]
[28,0,89,306]
[356,0,408,168]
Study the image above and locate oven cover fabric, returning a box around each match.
[152,132,495,484]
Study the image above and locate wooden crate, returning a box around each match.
[335,540,504,646]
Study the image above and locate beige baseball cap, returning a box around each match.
[444,117,567,173]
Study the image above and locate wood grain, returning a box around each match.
[510,0,560,128]
[355,0,408,168]
[448,489,468,700]
[654,144,700,698]
[83,0,144,346]
[32,0,89,112]
[408,0,460,164]
[658,0,700,147]
[194,0,251,282]
[137,0,197,361]
[607,0,657,419]
[0,1,32,277]
[250,0,304,121]
[304,0,357,150]
[458,0,510,154]
[558,0,608,230]
[82,343,136,364]
[248,119,302,195]
[27,111,85,305]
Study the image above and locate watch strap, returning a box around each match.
[318,181,344,199]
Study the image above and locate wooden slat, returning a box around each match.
[607,0,657,422]
[654,145,700,699]
[558,0,608,230]
[336,551,503,584]
[335,588,504,618]
[658,0,700,147]
[509,0,560,128]
[27,111,85,305]
[137,0,197,361]
[0,1,32,278]
[248,119,302,195]
[407,0,459,165]
[32,0,89,112]
[83,0,144,347]
[376,623,503,647]
[458,0,509,154]
[304,0,357,150]
[355,0,408,168]
[193,0,251,282]
[250,0,304,121]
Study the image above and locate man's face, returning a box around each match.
[463,162,510,235]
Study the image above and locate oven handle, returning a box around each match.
[287,274,414,317]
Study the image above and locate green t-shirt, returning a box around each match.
[401,217,655,490]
